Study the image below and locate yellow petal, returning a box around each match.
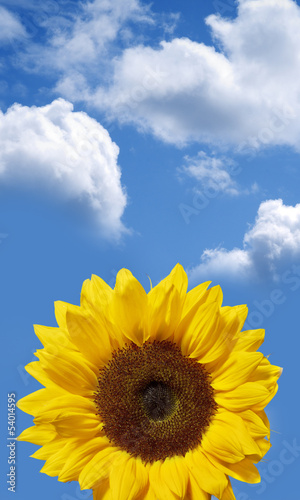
[93,479,112,500]
[227,458,260,483]
[31,437,66,460]
[181,281,212,317]
[215,382,271,411]
[211,352,264,392]
[252,383,279,412]
[36,349,98,397]
[58,436,110,482]
[206,454,260,484]
[18,424,56,445]
[17,387,65,416]
[149,457,189,499]
[147,264,188,341]
[24,361,60,389]
[111,269,148,345]
[25,393,91,419]
[186,466,211,500]
[81,274,113,313]
[185,448,228,498]
[71,280,125,351]
[142,486,158,500]
[220,480,236,500]
[66,308,112,367]
[39,438,78,477]
[54,300,72,330]
[79,446,121,490]
[182,303,247,365]
[213,305,249,357]
[256,410,271,439]
[165,263,188,296]
[255,437,271,458]
[34,324,75,354]
[201,411,261,464]
[232,329,265,352]
[160,457,189,498]
[110,456,149,500]
[237,410,270,439]
[57,415,102,438]
[248,357,282,389]
[174,301,220,357]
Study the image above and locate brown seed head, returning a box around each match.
[94,340,217,463]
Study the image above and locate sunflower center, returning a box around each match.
[94,340,217,463]
[141,381,177,421]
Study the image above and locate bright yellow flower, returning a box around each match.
[17,264,281,500]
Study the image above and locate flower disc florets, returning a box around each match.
[94,340,217,463]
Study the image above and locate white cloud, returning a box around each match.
[188,199,300,282]
[90,0,300,150]
[180,152,239,195]
[0,6,27,43]
[0,99,127,239]
[20,0,154,89]
[11,0,300,153]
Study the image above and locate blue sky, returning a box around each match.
[1,0,300,498]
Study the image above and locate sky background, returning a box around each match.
[1,0,300,499]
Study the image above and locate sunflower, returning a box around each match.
[17,264,281,500]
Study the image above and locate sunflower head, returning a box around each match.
[17,264,281,500]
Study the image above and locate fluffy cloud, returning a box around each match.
[18,0,300,151]
[0,99,127,239]
[180,152,240,195]
[54,0,152,66]
[19,0,154,93]
[92,0,300,149]
[188,199,300,282]
[0,6,27,43]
